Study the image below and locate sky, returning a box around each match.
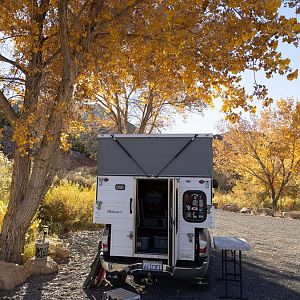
[165,7,300,135]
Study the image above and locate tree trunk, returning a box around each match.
[0,206,31,264]
[0,140,61,264]
[0,185,51,264]
[272,197,278,210]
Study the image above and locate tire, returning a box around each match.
[204,262,212,290]
[196,263,212,291]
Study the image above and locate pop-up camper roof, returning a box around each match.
[97,134,213,177]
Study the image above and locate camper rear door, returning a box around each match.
[94,176,135,257]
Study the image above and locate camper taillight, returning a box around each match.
[102,227,109,253]
[198,233,208,257]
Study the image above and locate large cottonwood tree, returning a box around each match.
[0,1,299,263]
[214,99,300,209]
[82,61,206,133]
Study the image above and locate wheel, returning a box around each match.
[204,262,212,289]
[196,263,211,291]
[117,271,127,283]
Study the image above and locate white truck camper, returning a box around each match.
[93,134,217,287]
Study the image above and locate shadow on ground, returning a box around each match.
[0,273,57,300]
[1,253,299,299]
[84,253,300,300]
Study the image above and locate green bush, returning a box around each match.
[0,151,12,204]
[40,181,99,234]
[0,151,12,231]
[0,200,7,231]
[278,196,300,211]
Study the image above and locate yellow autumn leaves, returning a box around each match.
[0,0,299,154]
[214,98,300,209]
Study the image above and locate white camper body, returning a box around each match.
[93,134,215,279]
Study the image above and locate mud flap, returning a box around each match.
[83,241,106,289]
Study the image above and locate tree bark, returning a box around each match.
[0,136,61,263]
[0,217,27,264]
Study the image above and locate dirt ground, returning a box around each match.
[1,210,299,299]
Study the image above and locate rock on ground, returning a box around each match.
[0,261,28,290]
[49,241,70,262]
[222,204,239,212]
[240,207,252,214]
[256,208,275,216]
[283,211,300,219]
[24,257,58,276]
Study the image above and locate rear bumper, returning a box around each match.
[100,254,209,279]
[174,260,209,278]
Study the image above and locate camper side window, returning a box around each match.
[183,190,207,223]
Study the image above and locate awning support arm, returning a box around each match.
[110,134,149,176]
[155,134,198,177]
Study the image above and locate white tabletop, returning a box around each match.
[213,237,251,251]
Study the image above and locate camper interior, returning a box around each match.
[136,179,170,255]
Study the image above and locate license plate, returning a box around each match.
[142,260,162,272]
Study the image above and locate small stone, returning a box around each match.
[282,211,300,219]
[222,204,239,212]
[0,261,29,290]
[240,207,252,214]
[49,242,70,262]
[55,247,70,259]
[213,203,219,209]
[24,256,58,276]
[257,208,275,216]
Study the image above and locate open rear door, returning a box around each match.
[93,176,135,257]
[168,178,179,270]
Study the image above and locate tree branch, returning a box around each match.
[58,0,72,72]
[0,76,26,84]
[93,0,144,41]
[0,91,18,124]
[0,54,28,76]
[44,48,61,67]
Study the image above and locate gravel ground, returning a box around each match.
[1,210,299,299]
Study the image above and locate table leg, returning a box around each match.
[222,250,224,279]
[234,250,236,280]
[225,250,228,298]
[239,250,243,299]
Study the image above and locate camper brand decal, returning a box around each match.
[107,209,122,214]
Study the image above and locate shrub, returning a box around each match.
[64,168,96,188]
[23,241,36,261]
[40,181,98,234]
[0,200,7,231]
[0,152,11,231]
[214,180,300,211]
[0,151,12,204]
[22,217,42,261]
[278,196,300,211]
